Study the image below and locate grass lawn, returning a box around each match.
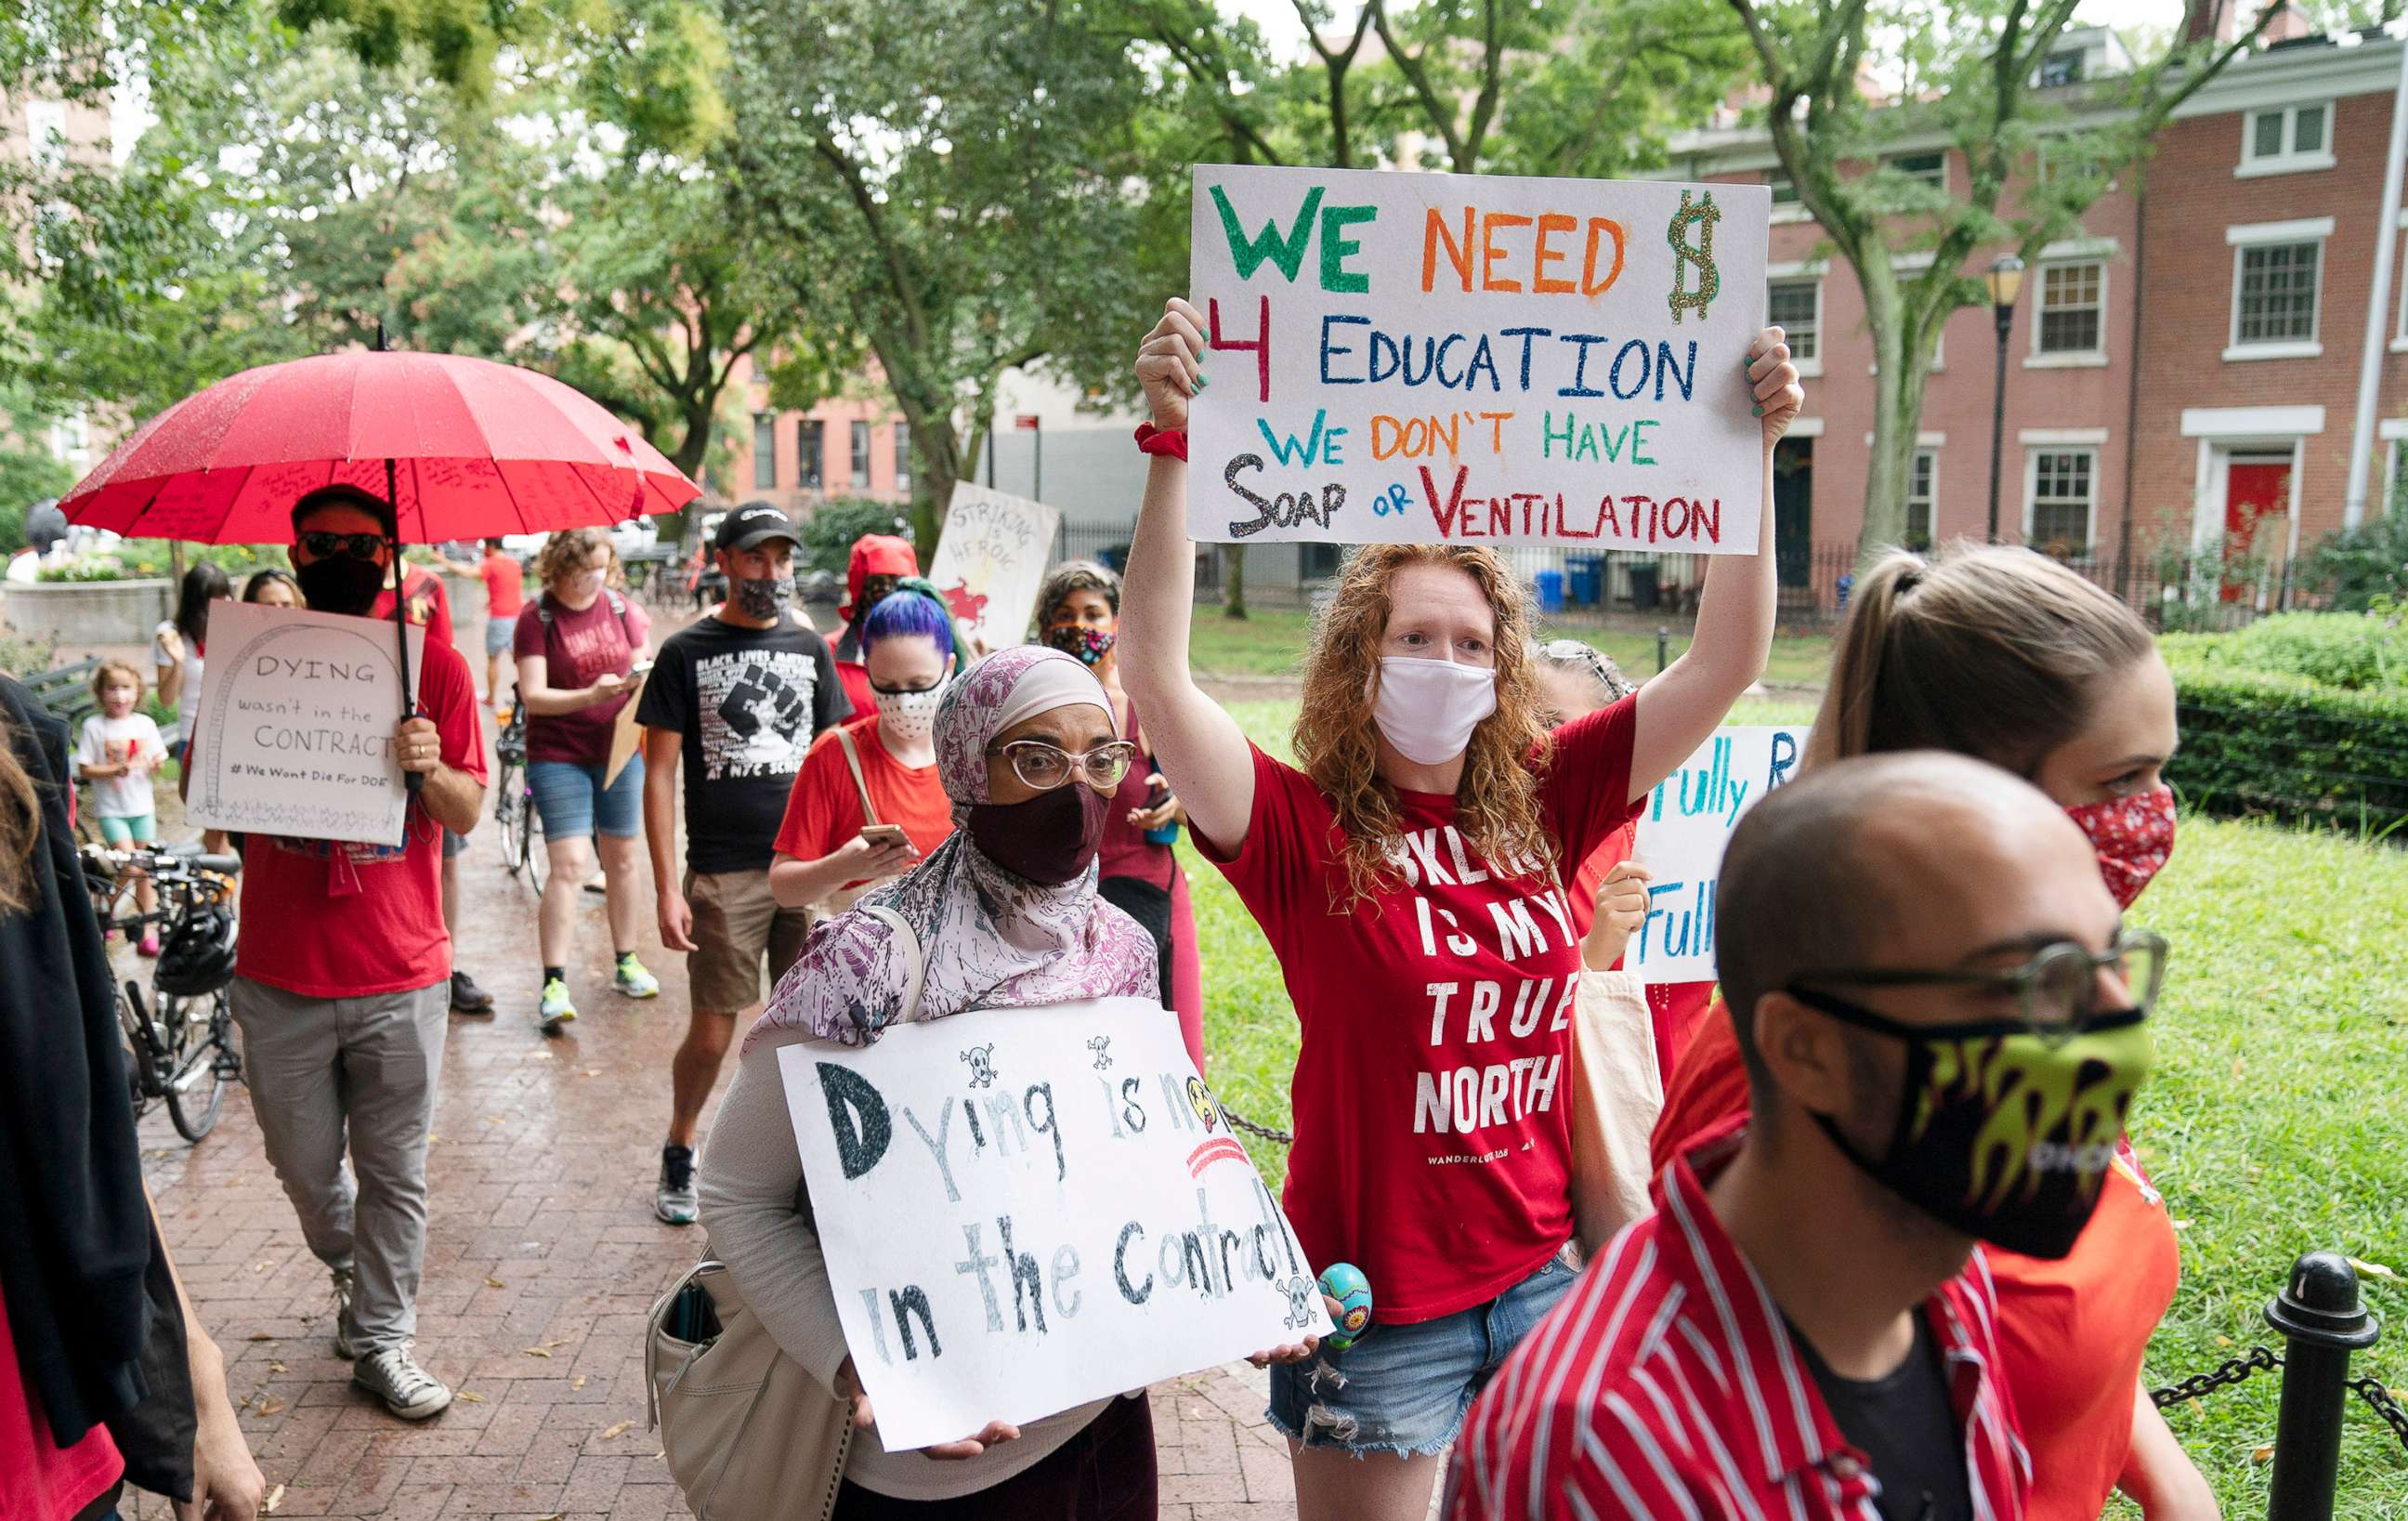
[1188,700,2408,1515]
[1188,606,1834,688]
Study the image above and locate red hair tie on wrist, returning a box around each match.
[1133,424,1188,461]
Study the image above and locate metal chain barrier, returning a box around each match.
[2349,1376,2408,1457]
[2151,1346,2283,1410]
[1219,1104,1293,1146]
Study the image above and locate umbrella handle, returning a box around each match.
[386,458,425,795]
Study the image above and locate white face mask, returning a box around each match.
[1370,656,1498,767]
[879,685,945,745]
[569,568,607,599]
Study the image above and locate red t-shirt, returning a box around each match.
[230,639,487,998]
[0,1283,124,1521]
[773,716,953,886]
[479,552,525,620]
[1651,1017,2179,1521]
[513,592,649,766]
[1198,696,1642,1324]
[370,565,454,650]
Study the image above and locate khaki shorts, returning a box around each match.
[684,869,815,1016]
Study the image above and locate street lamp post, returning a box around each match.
[1983,255,2025,544]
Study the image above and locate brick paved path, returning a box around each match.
[133,702,1313,1519]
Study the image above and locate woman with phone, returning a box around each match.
[1034,559,1204,1069]
[770,583,960,915]
[513,526,656,1030]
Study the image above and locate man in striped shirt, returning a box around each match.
[1448,753,2160,1519]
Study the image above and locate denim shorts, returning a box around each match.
[1266,1251,1577,1458]
[483,618,514,657]
[526,756,644,840]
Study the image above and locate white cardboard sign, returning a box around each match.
[1629,725,1810,984]
[929,482,1063,651]
[1187,163,1769,549]
[186,602,427,848]
[779,999,1328,1451]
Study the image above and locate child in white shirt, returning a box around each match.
[77,659,168,955]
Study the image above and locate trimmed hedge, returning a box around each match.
[2165,657,2408,835]
[2160,612,2407,693]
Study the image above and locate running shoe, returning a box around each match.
[613,955,661,999]
[352,1345,452,1421]
[655,1144,699,1226]
[538,977,578,1031]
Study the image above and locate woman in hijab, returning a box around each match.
[701,646,1291,1516]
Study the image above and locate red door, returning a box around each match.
[2222,459,2291,601]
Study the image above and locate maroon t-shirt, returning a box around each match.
[513,592,648,766]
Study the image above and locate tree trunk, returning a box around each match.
[1855,279,1935,563]
[1223,544,1249,619]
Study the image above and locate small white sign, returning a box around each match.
[779,999,1328,1452]
[1188,163,1770,550]
[928,482,1063,652]
[186,602,426,848]
[1629,725,1810,984]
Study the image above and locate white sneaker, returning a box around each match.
[330,1266,357,1360]
[353,1345,452,1421]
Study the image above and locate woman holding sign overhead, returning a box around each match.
[703,646,1315,1515]
[1117,295,1799,1519]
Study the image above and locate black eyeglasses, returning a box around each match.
[985,739,1137,792]
[297,531,386,561]
[1788,928,2168,1042]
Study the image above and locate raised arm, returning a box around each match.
[1117,297,1257,853]
[1626,327,1802,805]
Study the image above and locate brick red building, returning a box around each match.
[1658,26,2405,598]
[717,351,916,519]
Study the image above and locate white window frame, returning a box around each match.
[1765,267,1824,376]
[1905,447,1940,545]
[1766,172,1810,225]
[850,420,872,490]
[1888,151,1947,191]
[2037,49,2085,88]
[752,413,778,490]
[2225,218,2332,361]
[2022,444,2100,556]
[893,420,911,492]
[2028,257,2109,367]
[2393,208,2408,354]
[2236,101,2336,177]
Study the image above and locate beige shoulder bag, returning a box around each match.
[648,907,925,1521]
[1566,966,1664,1259]
[807,727,893,921]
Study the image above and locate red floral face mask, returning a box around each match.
[2063,784,2177,909]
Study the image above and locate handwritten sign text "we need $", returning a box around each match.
[1187,164,1770,549]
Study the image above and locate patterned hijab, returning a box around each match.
[747,646,1160,1050]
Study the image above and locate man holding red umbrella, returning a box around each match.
[183,485,486,1421]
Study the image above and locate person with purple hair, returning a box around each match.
[770,580,961,918]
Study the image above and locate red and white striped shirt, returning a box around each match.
[1443,1121,2030,1521]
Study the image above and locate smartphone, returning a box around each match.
[627,660,655,679]
[859,823,910,848]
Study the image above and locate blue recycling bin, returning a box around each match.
[1534,569,1566,613]
[1566,556,1604,607]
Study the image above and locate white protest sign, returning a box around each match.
[186,602,427,847]
[1629,725,1809,984]
[779,998,1328,1451]
[1188,163,1769,550]
[928,482,1063,651]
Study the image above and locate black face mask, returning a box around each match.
[296,555,389,618]
[967,782,1110,885]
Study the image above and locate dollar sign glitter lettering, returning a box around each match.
[1667,190,1721,324]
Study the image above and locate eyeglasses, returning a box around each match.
[297,531,386,561]
[986,739,1137,792]
[1788,928,2168,1043]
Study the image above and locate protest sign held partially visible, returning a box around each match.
[929,482,1063,652]
[186,601,427,847]
[1629,724,1809,984]
[1187,163,1770,550]
[778,998,1328,1452]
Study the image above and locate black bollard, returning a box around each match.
[2263,1251,2381,1521]
[1656,626,1670,675]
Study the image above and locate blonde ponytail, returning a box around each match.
[1803,544,2154,778]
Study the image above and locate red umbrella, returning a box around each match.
[60,348,702,787]
[60,349,698,542]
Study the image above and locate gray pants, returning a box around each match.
[231,976,448,1357]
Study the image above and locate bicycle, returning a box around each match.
[493,694,543,890]
[81,843,244,1144]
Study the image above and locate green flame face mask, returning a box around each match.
[1787,990,2155,1260]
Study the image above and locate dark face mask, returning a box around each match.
[296,554,389,618]
[1043,624,1116,666]
[732,573,794,621]
[1791,987,2154,1261]
[967,781,1111,885]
